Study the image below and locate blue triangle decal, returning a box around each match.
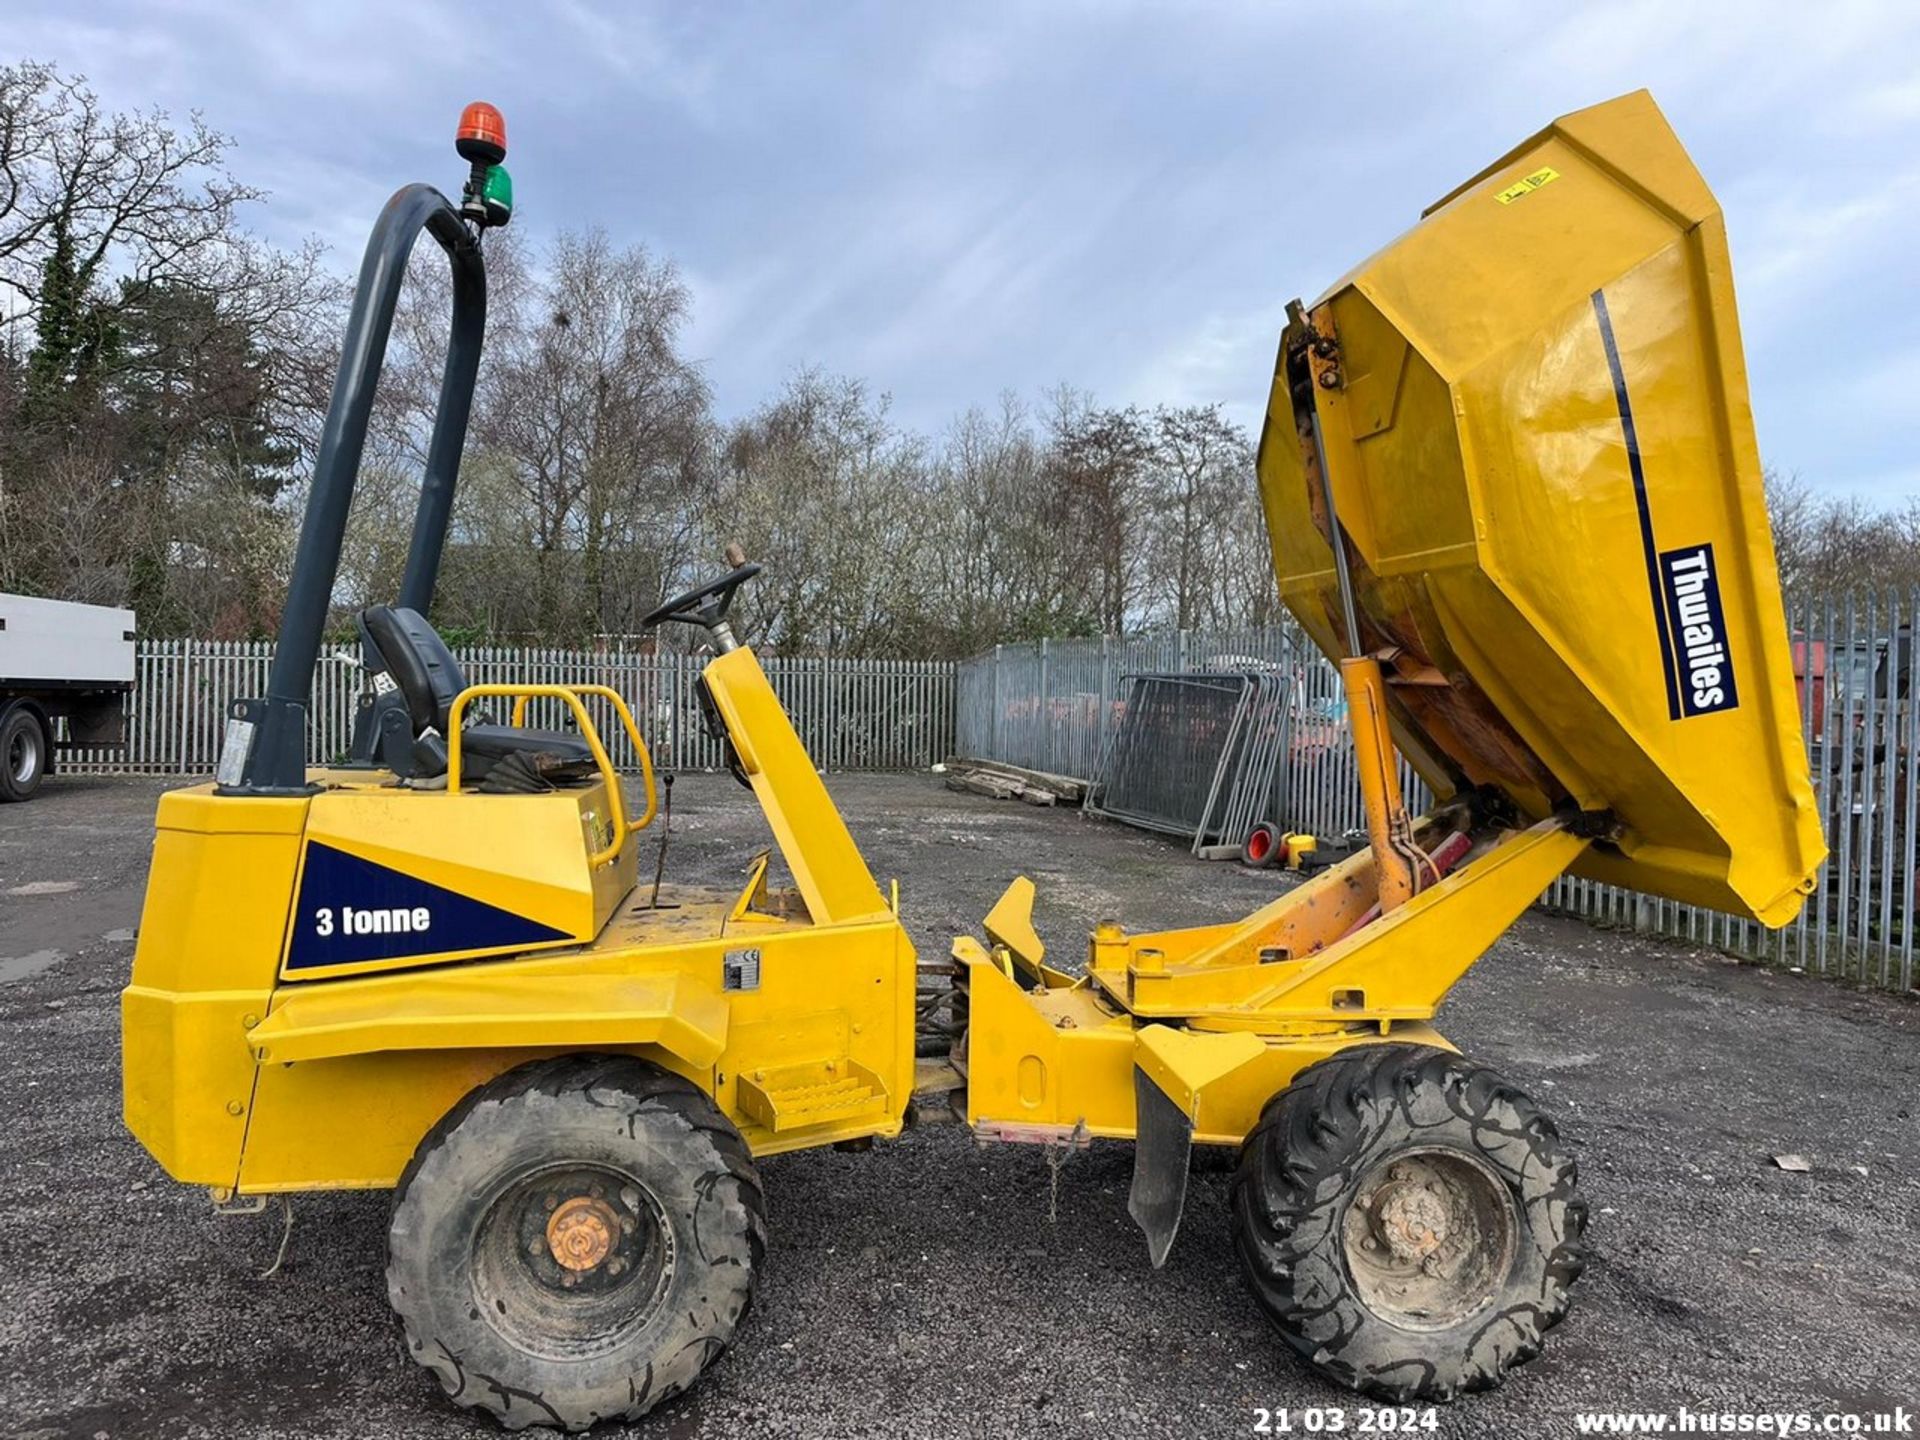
[286,840,573,972]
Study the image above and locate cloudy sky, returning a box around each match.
[13,1,1917,501]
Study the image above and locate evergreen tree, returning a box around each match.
[20,219,118,428]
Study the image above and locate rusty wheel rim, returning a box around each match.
[1341,1146,1517,1331]
[471,1163,675,1360]
[546,1194,620,1271]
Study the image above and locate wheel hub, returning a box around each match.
[1342,1148,1517,1330]
[9,729,35,784]
[1369,1173,1451,1264]
[472,1165,675,1360]
[546,1194,618,1272]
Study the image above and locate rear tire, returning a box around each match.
[387,1054,766,1430]
[1231,1044,1585,1401]
[0,708,46,802]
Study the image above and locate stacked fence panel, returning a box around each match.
[1091,673,1253,839]
[956,625,1428,836]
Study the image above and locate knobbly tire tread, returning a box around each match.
[1230,1044,1587,1402]
[387,1053,766,1430]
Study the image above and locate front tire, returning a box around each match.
[1231,1044,1585,1401]
[387,1054,766,1430]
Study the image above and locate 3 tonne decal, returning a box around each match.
[286,840,571,971]
[1591,288,1742,722]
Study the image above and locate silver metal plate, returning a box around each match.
[215,718,255,787]
[723,947,762,991]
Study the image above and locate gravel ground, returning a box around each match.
[1,772,1916,1440]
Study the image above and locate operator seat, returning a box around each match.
[359,606,598,788]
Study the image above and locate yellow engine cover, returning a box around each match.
[123,776,638,1185]
[1256,89,1823,925]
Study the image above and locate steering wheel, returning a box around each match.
[642,559,762,632]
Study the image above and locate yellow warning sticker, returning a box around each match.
[1496,166,1561,204]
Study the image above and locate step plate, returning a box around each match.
[738,1058,889,1134]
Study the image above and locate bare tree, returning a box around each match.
[0,435,125,602]
[0,61,335,633]
[920,394,1070,651]
[1765,466,1920,601]
[1047,394,1153,635]
[0,62,258,340]
[1141,404,1263,630]
[706,371,926,654]
[467,229,709,638]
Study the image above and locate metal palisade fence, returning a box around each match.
[65,640,955,776]
[1546,589,1917,996]
[958,597,1917,997]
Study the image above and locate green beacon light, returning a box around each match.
[481,164,513,228]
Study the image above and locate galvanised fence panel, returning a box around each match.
[61,642,954,777]
[957,597,1914,996]
[955,627,1296,782]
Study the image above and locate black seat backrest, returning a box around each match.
[361,605,468,735]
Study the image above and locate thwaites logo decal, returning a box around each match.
[1590,288,1741,724]
[1660,544,1740,717]
[286,840,570,971]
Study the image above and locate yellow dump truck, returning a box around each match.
[123,90,1819,1427]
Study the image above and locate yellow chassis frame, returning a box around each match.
[956,812,1586,1145]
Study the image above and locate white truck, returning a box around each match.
[0,593,136,802]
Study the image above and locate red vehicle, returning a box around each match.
[1792,636,1826,739]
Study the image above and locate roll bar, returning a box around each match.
[220,183,487,794]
